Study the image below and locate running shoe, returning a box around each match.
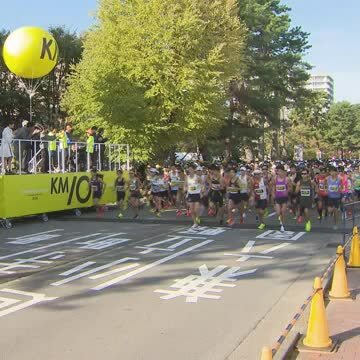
[255,215,259,224]
[118,212,123,218]
[239,216,244,224]
[219,219,224,226]
[280,225,285,233]
[133,214,139,219]
[258,223,266,230]
[195,216,201,225]
[317,215,322,221]
[297,216,303,224]
[191,224,199,229]
[176,210,183,217]
[155,211,161,218]
[243,212,247,219]
[264,208,269,217]
[186,210,191,217]
[305,221,311,232]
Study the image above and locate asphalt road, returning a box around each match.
[0,217,345,360]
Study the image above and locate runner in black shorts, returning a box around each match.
[90,169,106,217]
[226,168,242,226]
[207,165,225,225]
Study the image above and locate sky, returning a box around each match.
[0,0,359,103]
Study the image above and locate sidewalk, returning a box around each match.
[294,269,360,360]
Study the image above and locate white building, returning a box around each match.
[306,75,334,102]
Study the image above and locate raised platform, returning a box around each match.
[0,171,118,219]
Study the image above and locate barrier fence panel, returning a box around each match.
[342,201,360,245]
[0,139,130,175]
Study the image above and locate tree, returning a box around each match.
[323,102,359,158]
[62,0,246,160]
[220,0,312,160]
[37,27,83,126]
[285,91,330,158]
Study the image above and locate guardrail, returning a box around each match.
[0,139,130,175]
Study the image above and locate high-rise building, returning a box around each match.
[306,75,334,102]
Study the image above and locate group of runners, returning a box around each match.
[88,161,360,231]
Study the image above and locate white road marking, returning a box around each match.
[242,240,256,253]
[7,229,64,240]
[89,263,139,280]
[0,234,102,261]
[92,240,213,291]
[256,230,306,241]
[0,297,20,309]
[136,246,173,254]
[59,261,96,277]
[135,236,201,254]
[0,289,57,318]
[51,258,139,287]
[49,254,66,260]
[155,265,257,303]
[261,243,290,254]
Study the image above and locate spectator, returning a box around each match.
[86,128,95,170]
[14,120,30,172]
[97,128,108,170]
[46,127,58,172]
[1,120,15,174]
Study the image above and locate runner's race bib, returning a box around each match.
[319,183,325,190]
[130,185,136,191]
[329,185,338,192]
[276,185,286,192]
[255,188,264,194]
[91,185,98,191]
[301,188,311,197]
[189,186,198,191]
[116,186,124,192]
[227,187,239,194]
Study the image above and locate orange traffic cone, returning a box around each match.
[260,346,272,360]
[348,227,360,268]
[329,246,351,300]
[302,277,333,349]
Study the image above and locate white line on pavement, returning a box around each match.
[7,229,64,240]
[92,240,213,291]
[242,241,256,253]
[261,243,290,254]
[0,234,102,261]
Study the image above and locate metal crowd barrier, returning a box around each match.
[342,200,360,245]
[0,139,130,175]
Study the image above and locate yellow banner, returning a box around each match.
[0,171,121,218]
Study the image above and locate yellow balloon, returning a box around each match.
[3,26,58,79]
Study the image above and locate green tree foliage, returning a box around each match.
[285,91,330,158]
[37,27,83,125]
[219,0,312,160]
[323,101,360,156]
[62,0,246,160]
